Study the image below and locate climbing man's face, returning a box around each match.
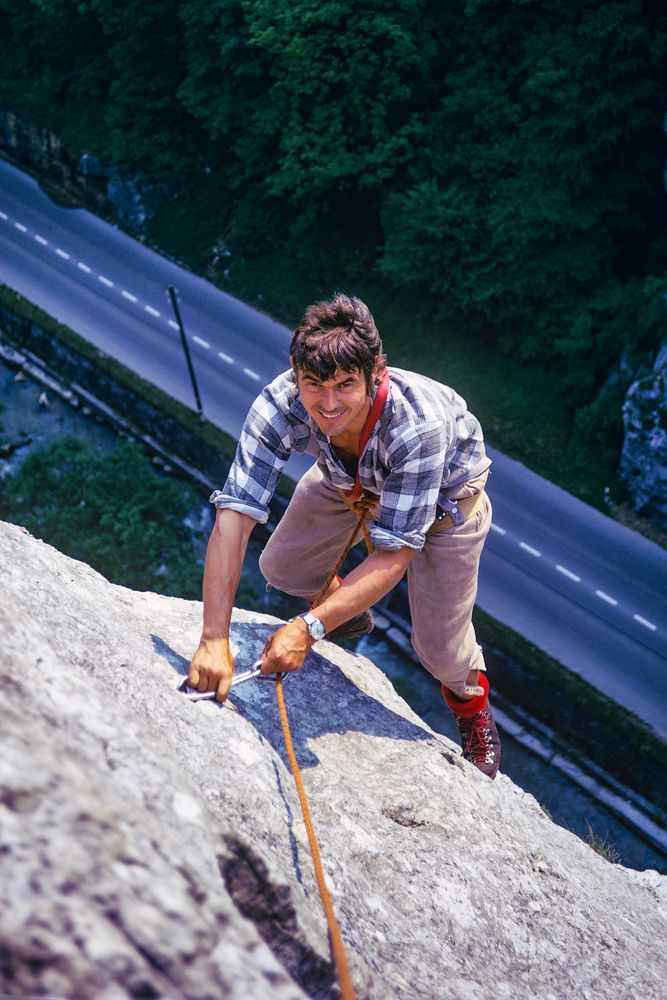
[295,367,372,442]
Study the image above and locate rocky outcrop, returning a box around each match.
[1,518,666,1000]
[620,344,667,528]
[0,109,164,232]
[0,109,105,213]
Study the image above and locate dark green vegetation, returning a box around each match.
[0,436,205,597]
[1,1,666,509]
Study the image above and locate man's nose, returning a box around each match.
[322,389,338,410]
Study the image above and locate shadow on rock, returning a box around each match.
[152,622,434,768]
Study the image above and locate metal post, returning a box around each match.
[167,285,203,417]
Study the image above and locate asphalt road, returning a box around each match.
[1,157,665,738]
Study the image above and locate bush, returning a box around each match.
[0,436,206,598]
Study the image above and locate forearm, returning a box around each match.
[200,509,256,641]
[311,547,414,633]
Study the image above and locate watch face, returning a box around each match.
[304,613,325,640]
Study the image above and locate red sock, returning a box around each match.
[442,672,489,718]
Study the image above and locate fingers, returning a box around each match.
[261,623,308,674]
[187,664,214,692]
[260,635,274,676]
[215,672,232,703]
[188,639,234,697]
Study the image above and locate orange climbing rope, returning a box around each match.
[270,378,390,999]
[275,674,355,1000]
[311,491,377,607]
[274,497,374,1000]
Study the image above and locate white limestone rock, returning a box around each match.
[620,344,667,527]
[1,518,666,999]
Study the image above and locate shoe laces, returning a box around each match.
[458,709,497,765]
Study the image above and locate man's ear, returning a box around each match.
[371,360,385,388]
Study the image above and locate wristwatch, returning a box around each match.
[299,611,326,641]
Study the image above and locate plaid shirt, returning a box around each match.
[211,367,490,550]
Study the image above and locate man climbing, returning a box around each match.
[188,293,501,778]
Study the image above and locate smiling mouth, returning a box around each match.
[317,409,345,422]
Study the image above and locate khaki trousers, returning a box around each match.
[259,464,492,697]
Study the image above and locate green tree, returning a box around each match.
[0,436,205,597]
[380,0,667,366]
[0,0,206,175]
[177,0,447,277]
[180,0,442,199]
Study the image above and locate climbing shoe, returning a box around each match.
[442,673,501,780]
[327,609,375,642]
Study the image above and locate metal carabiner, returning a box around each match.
[177,658,264,701]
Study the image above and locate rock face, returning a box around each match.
[620,344,667,528]
[1,519,666,1000]
[0,108,165,233]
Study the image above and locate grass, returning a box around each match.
[585,822,621,864]
[148,170,237,274]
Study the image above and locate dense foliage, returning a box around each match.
[1,0,665,479]
[0,436,205,597]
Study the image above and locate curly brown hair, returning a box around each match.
[290,293,387,391]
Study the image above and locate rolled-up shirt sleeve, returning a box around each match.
[210,388,292,523]
[369,421,449,551]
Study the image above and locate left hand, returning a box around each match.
[261,618,313,675]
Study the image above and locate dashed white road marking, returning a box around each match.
[596,590,618,607]
[5,214,660,642]
[17,215,656,642]
[556,565,581,582]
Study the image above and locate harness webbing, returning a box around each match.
[341,368,390,503]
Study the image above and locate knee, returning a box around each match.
[259,535,302,592]
[258,541,282,589]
